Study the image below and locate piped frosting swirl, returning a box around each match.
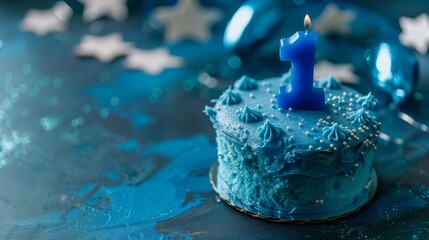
[236,105,262,123]
[320,76,342,89]
[357,92,378,110]
[236,75,258,91]
[258,120,283,143]
[205,76,382,180]
[349,109,372,125]
[204,106,217,123]
[219,87,242,105]
[322,123,349,142]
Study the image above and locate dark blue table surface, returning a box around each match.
[1,1,429,239]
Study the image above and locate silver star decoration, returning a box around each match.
[399,14,429,55]
[79,0,128,22]
[314,60,358,84]
[74,33,133,63]
[124,48,185,75]
[155,0,222,42]
[20,1,72,36]
[313,3,356,35]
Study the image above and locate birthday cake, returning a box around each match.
[205,75,381,221]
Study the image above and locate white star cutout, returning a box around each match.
[79,0,128,22]
[20,1,72,36]
[74,33,133,63]
[124,48,185,75]
[313,3,356,36]
[155,0,222,42]
[399,14,429,55]
[314,60,358,84]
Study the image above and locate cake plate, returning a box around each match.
[209,161,378,223]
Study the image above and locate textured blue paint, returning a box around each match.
[67,135,216,239]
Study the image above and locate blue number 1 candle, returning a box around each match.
[278,15,325,110]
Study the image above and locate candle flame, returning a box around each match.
[304,14,311,30]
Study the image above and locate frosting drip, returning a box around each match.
[236,105,262,123]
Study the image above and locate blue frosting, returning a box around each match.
[349,109,372,125]
[204,106,217,123]
[319,76,342,89]
[219,87,242,105]
[357,92,379,110]
[322,123,349,142]
[257,120,283,143]
[206,76,381,221]
[236,105,262,123]
[235,75,258,91]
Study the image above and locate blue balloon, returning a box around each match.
[222,0,418,106]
